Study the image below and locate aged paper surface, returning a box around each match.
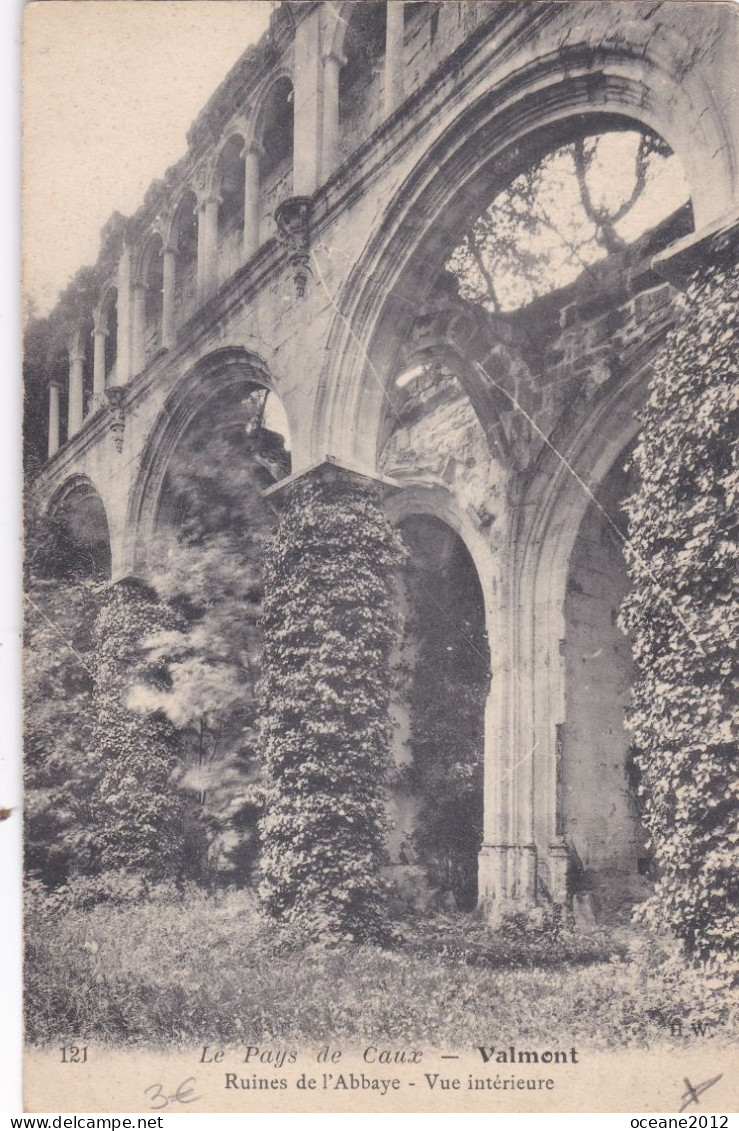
[21,0,738,1116]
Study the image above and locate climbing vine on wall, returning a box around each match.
[91,580,190,881]
[620,261,738,971]
[258,474,406,941]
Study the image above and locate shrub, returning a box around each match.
[90,580,190,880]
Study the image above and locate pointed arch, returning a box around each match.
[44,473,112,580]
[313,42,732,470]
[124,347,279,574]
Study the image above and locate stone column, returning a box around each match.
[48,381,60,458]
[321,50,345,179]
[198,195,220,301]
[114,247,131,386]
[130,282,147,377]
[161,246,176,349]
[93,328,107,409]
[384,1,405,116]
[243,143,261,261]
[292,6,323,195]
[196,199,206,301]
[67,347,84,438]
[477,555,539,922]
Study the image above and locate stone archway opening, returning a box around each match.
[215,134,246,282]
[141,233,164,361]
[562,444,648,920]
[390,513,490,912]
[445,126,692,316]
[338,1,386,145]
[256,77,294,242]
[143,377,291,883]
[43,479,112,582]
[153,381,291,553]
[171,191,198,328]
[335,114,696,479]
[350,116,695,921]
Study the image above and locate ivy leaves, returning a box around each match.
[258,475,406,942]
[621,262,738,972]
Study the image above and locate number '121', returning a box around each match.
[60,1045,88,1063]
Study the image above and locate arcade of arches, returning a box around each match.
[28,1,739,922]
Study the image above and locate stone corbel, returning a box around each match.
[106,387,126,453]
[275,196,312,298]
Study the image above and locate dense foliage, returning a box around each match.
[24,577,102,886]
[258,474,406,941]
[89,580,190,880]
[620,262,738,972]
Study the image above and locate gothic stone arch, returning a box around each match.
[124,346,275,575]
[314,42,732,469]
[311,45,722,916]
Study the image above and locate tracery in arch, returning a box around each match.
[152,379,291,557]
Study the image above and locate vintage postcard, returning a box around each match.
[20,0,738,1115]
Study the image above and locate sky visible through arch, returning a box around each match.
[446,131,690,314]
[23,1,270,318]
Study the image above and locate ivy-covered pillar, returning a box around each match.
[624,215,739,967]
[259,460,405,941]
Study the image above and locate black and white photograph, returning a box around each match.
[18,0,739,1114]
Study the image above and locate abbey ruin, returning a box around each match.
[29,1,739,920]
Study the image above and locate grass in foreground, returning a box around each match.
[25,885,738,1048]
